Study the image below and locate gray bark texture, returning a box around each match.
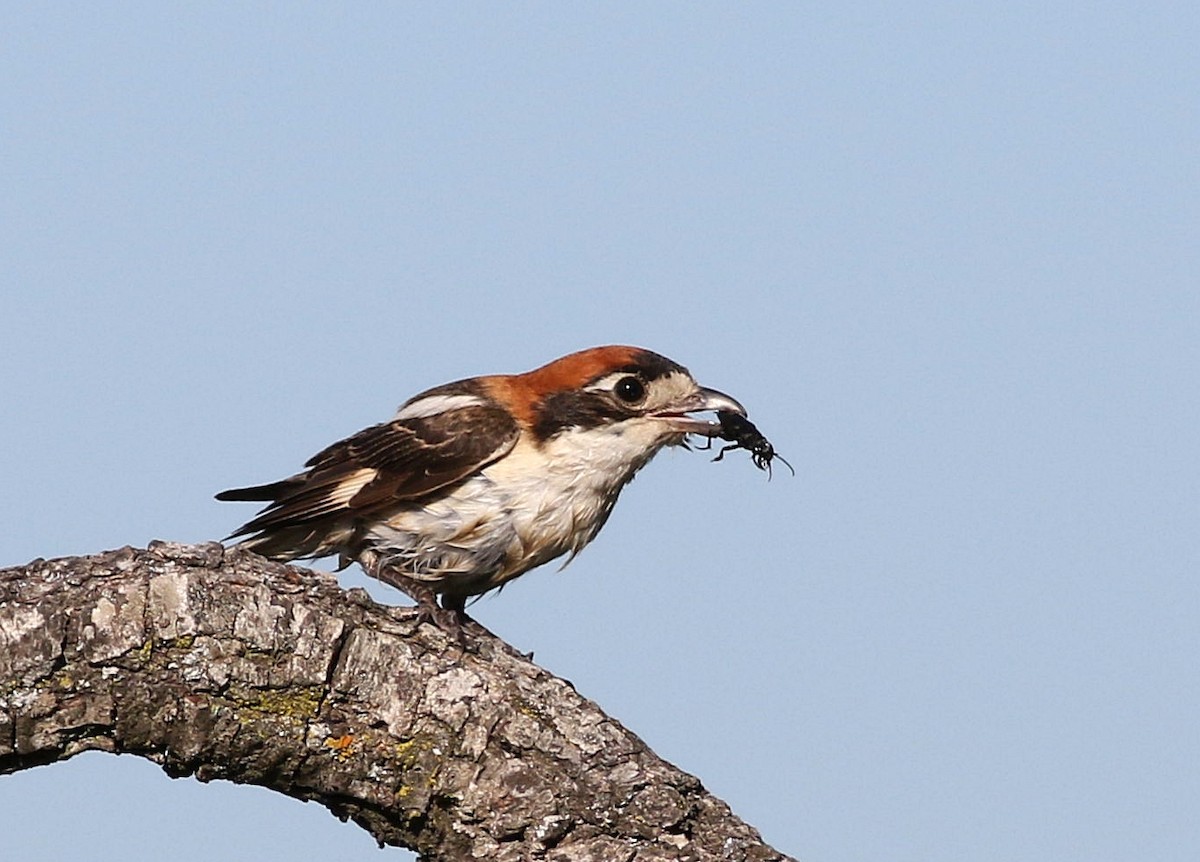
[0,542,794,861]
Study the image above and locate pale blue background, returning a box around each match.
[3,5,1197,861]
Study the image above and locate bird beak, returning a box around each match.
[653,385,747,436]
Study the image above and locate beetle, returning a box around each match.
[697,411,794,479]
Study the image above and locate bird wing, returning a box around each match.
[217,401,520,540]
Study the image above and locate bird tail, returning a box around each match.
[228,525,337,562]
[216,476,346,561]
[214,479,298,502]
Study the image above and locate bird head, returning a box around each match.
[490,345,745,448]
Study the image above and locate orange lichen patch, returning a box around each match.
[324,734,356,759]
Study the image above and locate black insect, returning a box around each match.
[698,411,794,479]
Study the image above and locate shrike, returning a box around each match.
[218,345,747,629]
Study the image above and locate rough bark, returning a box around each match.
[0,542,793,861]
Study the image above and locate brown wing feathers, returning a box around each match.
[216,402,519,555]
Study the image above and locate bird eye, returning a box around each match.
[614,376,646,404]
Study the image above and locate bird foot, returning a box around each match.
[411,599,476,648]
[360,554,477,648]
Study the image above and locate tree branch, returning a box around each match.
[0,542,793,861]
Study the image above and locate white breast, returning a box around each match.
[364,422,674,597]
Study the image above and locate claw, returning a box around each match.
[360,553,477,649]
[411,600,473,648]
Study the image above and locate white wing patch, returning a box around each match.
[325,467,379,505]
[394,393,486,421]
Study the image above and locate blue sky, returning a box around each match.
[3,4,1197,861]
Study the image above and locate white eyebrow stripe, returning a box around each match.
[395,393,487,421]
[583,372,630,392]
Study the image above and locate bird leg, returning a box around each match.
[359,552,471,645]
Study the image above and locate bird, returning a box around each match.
[216,345,746,631]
